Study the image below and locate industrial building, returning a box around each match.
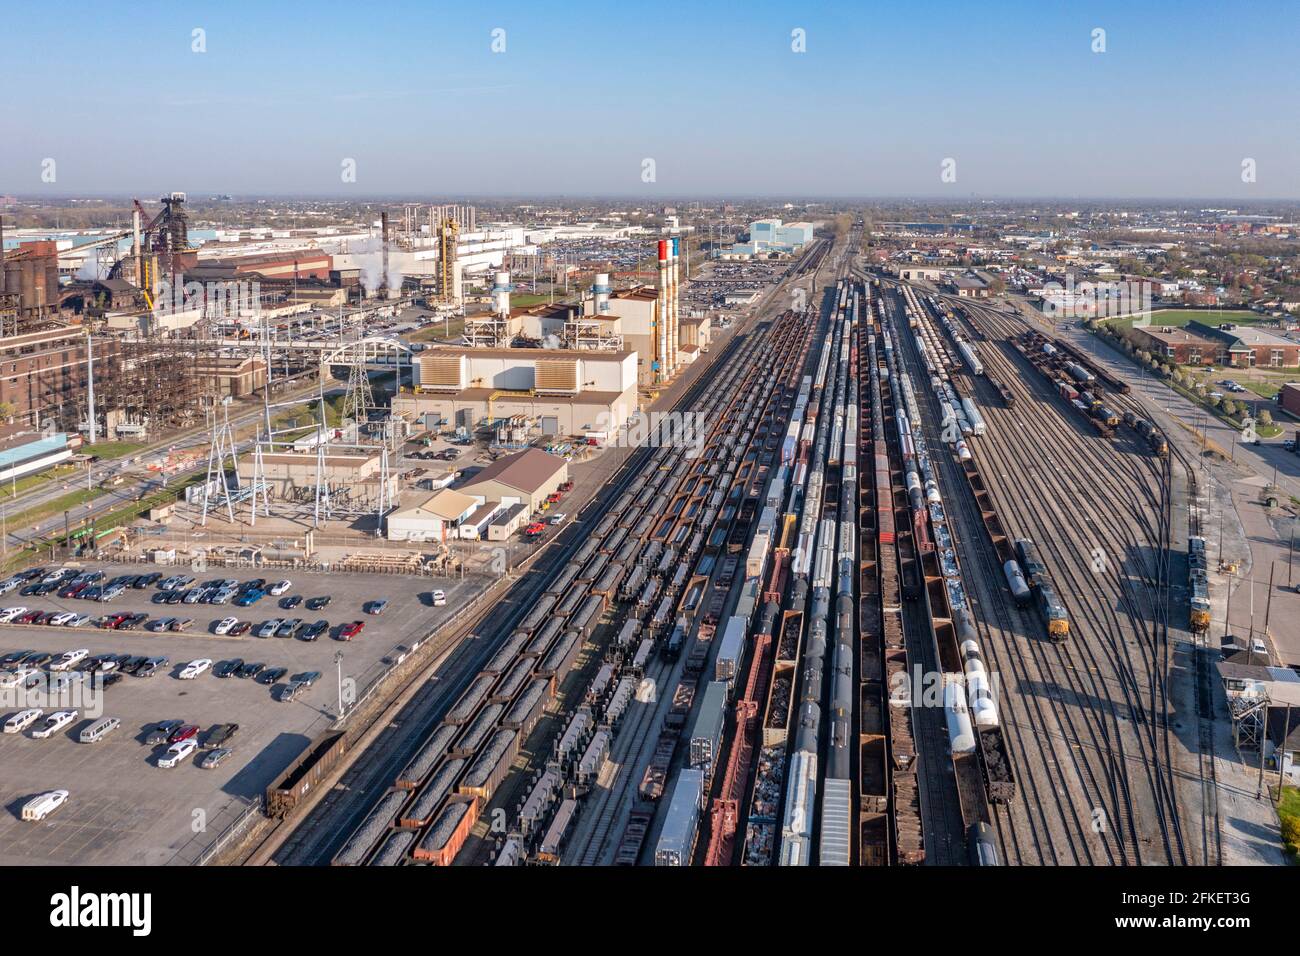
[0,325,104,429]
[386,487,480,542]
[194,354,269,399]
[236,447,397,513]
[0,427,73,483]
[398,340,638,438]
[457,447,568,513]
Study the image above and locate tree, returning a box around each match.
[1258,409,1273,427]
[0,401,13,421]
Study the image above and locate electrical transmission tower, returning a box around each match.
[200,397,241,525]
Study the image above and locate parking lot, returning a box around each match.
[0,563,481,864]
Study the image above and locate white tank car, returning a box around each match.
[943,674,977,754]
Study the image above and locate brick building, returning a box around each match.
[0,326,115,428]
[1188,321,1300,368]
[1128,326,1218,365]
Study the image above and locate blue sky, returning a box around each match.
[4,0,1298,198]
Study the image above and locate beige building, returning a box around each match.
[396,345,637,437]
[386,487,480,542]
[195,354,268,398]
[458,447,568,513]
[237,448,396,509]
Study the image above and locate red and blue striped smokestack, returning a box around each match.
[658,240,669,262]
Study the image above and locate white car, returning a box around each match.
[48,611,77,627]
[31,710,78,739]
[549,513,567,526]
[68,614,92,628]
[158,738,198,768]
[178,658,212,680]
[98,585,125,602]
[0,606,28,624]
[431,590,446,607]
[48,649,89,672]
[269,580,292,596]
[4,708,43,734]
[214,617,239,636]
[0,668,38,690]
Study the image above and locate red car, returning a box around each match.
[523,523,546,538]
[167,724,199,744]
[337,621,365,641]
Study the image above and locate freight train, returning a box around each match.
[1014,538,1069,640]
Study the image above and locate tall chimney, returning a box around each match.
[669,236,680,376]
[492,271,512,317]
[656,240,669,383]
[380,211,390,298]
[0,212,6,295]
[132,208,142,287]
[593,273,611,315]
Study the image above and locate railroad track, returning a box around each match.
[948,296,1189,865]
[564,283,824,866]
[261,297,782,866]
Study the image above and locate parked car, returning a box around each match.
[178,659,212,680]
[145,720,184,745]
[259,667,287,685]
[229,621,252,637]
[167,724,199,744]
[170,618,194,632]
[337,621,365,641]
[431,590,447,607]
[269,580,292,596]
[203,723,239,748]
[31,710,78,739]
[279,595,302,610]
[305,596,331,611]
[291,670,322,687]
[214,616,239,636]
[256,619,282,638]
[236,661,266,679]
[198,747,233,770]
[299,620,329,642]
[364,600,388,615]
[213,659,244,679]
[158,738,198,768]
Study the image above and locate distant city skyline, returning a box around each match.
[4,0,1298,198]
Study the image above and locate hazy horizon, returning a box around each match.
[5,0,1297,198]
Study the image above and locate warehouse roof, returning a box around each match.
[459,447,566,495]
[391,487,479,522]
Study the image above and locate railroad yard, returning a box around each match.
[0,228,1271,871]
[175,226,1240,871]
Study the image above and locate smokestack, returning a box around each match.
[0,213,6,295]
[492,271,512,317]
[593,273,611,315]
[669,236,680,376]
[132,208,142,287]
[381,212,390,297]
[656,241,669,382]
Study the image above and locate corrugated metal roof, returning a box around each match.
[459,447,566,495]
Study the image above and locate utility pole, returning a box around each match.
[1277,702,1292,801]
[335,650,345,718]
